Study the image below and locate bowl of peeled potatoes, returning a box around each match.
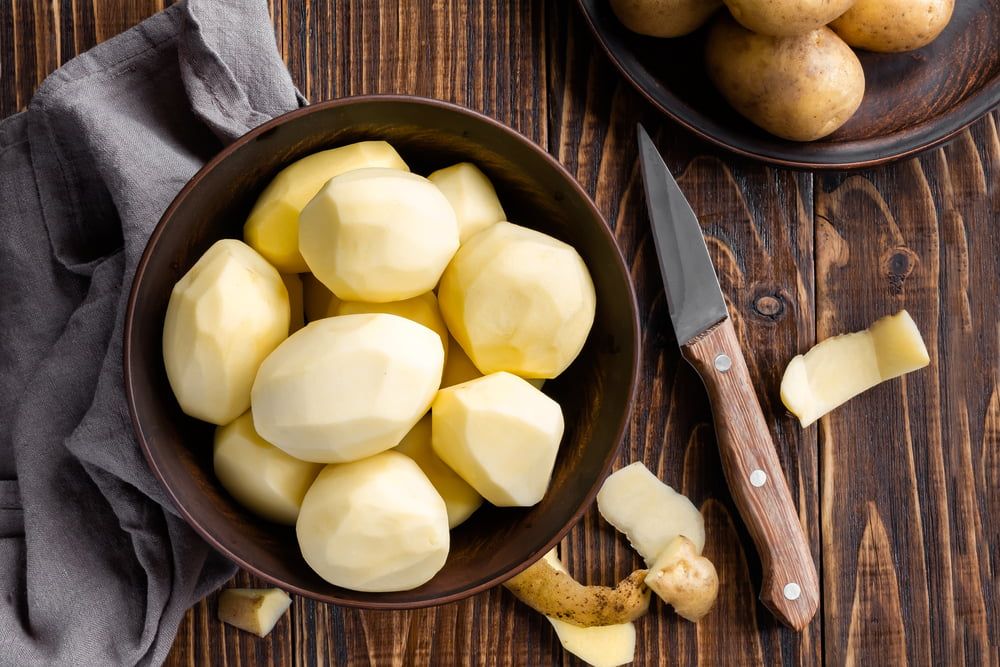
[579,0,1000,168]
[123,95,639,607]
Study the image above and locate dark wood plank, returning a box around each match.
[3,1,998,666]
[815,111,999,667]
[546,4,821,665]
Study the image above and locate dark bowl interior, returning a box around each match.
[124,96,639,608]
[578,0,1000,169]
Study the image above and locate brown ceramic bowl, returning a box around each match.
[124,96,639,608]
[578,0,1000,169]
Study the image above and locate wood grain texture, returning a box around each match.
[816,112,1000,667]
[1,1,996,666]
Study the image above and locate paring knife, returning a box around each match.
[637,124,819,630]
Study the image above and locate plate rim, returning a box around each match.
[575,0,1000,170]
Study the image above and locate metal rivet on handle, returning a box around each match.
[783,583,801,601]
[714,354,732,372]
[749,469,767,487]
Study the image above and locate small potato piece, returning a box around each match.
[504,557,650,626]
[610,0,722,37]
[548,619,637,667]
[299,168,459,302]
[428,162,506,243]
[432,372,564,507]
[723,0,856,36]
[780,310,929,427]
[645,536,719,622]
[394,415,483,528]
[243,141,408,273]
[301,272,340,322]
[251,314,444,463]
[439,222,596,379]
[336,292,449,364]
[706,17,864,142]
[831,0,954,52]
[597,462,705,565]
[213,411,323,525]
[218,588,292,637]
[281,274,305,333]
[296,451,450,591]
[163,239,289,425]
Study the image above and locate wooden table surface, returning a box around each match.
[3,1,997,665]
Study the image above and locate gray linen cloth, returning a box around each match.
[0,1,302,664]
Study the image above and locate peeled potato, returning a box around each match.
[441,338,544,389]
[243,141,408,273]
[596,462,705,565]
[299,168,460,302]
[163,239,289,425]
[213,411,323,525]
[336,292,449,364]
[301,272,339,322]
[780,310,929,427]
[281,274,305,333]
[432,372,564,507]
[723,0,856,36]
[427,162,506,243]
[610,0,722,37]
[438,222,596,379]
[830,0,954,52]
[706,16,865,142]
[394,415,483,528]
[218,588,292,637]
[251,314,444,463]
[296,451,450,592]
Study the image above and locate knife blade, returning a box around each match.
[637,124,819,630]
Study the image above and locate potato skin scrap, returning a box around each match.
[503,557,650,627]
[645,536,719,622]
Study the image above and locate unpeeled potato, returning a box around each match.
[831,0,954,53]
[723,0,856,36]
[609,0,722,38]
[705,16,865,142]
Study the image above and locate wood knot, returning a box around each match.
[883,247,917,296]
[751,289,788,322]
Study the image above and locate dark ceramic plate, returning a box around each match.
[124,96,639,608]
[577,0,1000,169]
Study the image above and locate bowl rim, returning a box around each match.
[123,94,641,608]
[576,1,1000,170]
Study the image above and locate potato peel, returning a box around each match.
[503,556,650,627]
[645,536,719,622]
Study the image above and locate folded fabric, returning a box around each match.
[0,1,302,664]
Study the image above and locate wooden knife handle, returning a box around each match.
[681,318,819,630]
